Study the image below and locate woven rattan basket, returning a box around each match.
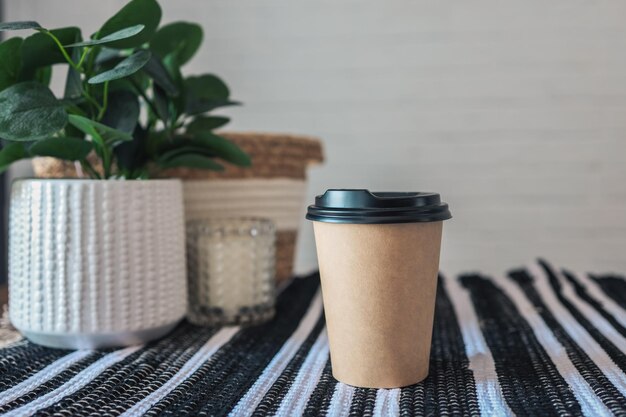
[32,132,324,283]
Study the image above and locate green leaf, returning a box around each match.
[144,129,168,155]
[0,82,67,141]
[94,47,122,65]
[63,120,86,140]
[156,133,249,167]
[68,114,132,146]
[65,25,145,47]
[151,22,203,66]
[162,54,186,116]
[0,142,29,173]
[185,98,240,116]
[64,31,83,98]
[112,71,149,96]
[190,132,251,167]
[185,74,229,100]
[101,90,139,134]
[0,21,42,31]
[157,145,207,160]
[114,124,147,174]
[0,38,23,91]
[99,0,162,49]
[152,84,170,123]
[29,136,93,160]
[20,27,81,79]
[88,50,151,84]
[34,66,52,87]
[158,153,224,171]
[95,52,148,92]
[186,116,230,133]
[184,74,238,115]
[142,55,178,96]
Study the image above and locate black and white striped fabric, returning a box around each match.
[0,259,625,416]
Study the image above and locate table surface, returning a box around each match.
[0,260,625,416]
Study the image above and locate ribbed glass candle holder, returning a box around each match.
[186,218,276,326]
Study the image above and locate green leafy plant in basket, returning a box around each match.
[0,0,250,179]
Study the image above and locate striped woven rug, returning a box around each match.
[0,259,625,416]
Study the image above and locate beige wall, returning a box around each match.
[5,1,626,276]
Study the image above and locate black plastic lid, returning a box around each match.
[306,189,452,224]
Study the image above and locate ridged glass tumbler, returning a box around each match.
[186,218,276,326]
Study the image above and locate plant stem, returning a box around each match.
[85,46,99,77]
[76,47,90,70]
[130,79,160,120]
[42,30,80,71]
[85,91,102,111]
[79,80,103,118]
[97,81,109,121]
[99,151,111,179]
[80,159,101,179]
[83,91,103,115]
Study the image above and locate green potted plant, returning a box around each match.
[0,0,249,349]
[15,6,325,285]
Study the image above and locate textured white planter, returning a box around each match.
[8,179,187,349]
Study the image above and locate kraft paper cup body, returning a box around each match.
[312,221,443,388]
[306,189,451,388]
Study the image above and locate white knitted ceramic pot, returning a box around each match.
[8,179,188,349]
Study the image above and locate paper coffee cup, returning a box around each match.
[306,189,451,388]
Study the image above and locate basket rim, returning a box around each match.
[217,130,323,143]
